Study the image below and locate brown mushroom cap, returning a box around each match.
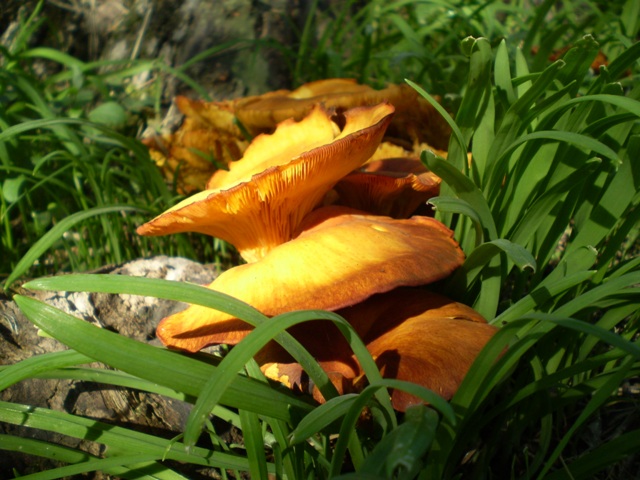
[155,207,465,353]
[137,103,395,263]
[144,104,250,193]
[258,288,497,410]
[331,158,441,218]
[342,288,495,410]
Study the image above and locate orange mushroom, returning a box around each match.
[137,103,395,263]
[138,83,485,411]
[144,79,453,192]
[155,206,465,353]
[258,288,498,411]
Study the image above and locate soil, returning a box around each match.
[2,0,307,100]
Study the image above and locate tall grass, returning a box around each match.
[288,0,637,106]
[1,1,639,478]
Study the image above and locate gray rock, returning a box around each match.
[0,256,225,478]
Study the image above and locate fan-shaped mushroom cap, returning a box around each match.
[258,288,497,411]
[137,103,395,263]
[155,207,465,353]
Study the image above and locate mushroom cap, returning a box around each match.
[155,207,465,352]
[137,103,395,263]
[258,288,497,410]
[331,158,441,218]
[155,82,452,190]
[234,79,416,132]
[344,288,495,410]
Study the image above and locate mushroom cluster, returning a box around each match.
[138,100,497,411]
[144,78,451,193]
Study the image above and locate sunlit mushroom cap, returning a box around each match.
[172,79,414,137]
[233,78,416,132]
[155,207,465,353]
[148,81,452,194]
[258,288,497,411]
[137,103,395,263]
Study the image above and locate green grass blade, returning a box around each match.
[362,405,438,478]
[0,349,93,391]
[554,35,600,96]
[450,37,493,175]
[4,206,140,290]
[446,239,536,304]
[0,434,91,465]
[537,94,640,132]
[565,135,640,256]
[536,355,637,479]
[0,434,188,480]
[421,151,498,240]
[406,80,468,172]
[0,401,262,472]
[13,295,310,420]
[529,314,640,358]
[19,46,86,69]
[238,408,269,480]
[495,130,622,176]
[494,270,595,325]
[183,309,390,447]
[428,196,484,247]
[7,456,184,480]
[553,272,640,317]
[289,394,359,445]
[23,273,340,408]
[6,366,191,403]
[494,39,516,106]
[507,158,601,244]
[329,380,453,477]
[544,429,640,480]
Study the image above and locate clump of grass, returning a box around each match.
[0,2,240,288]
[286,0,638,107]
[414,31,640,478]
[1,1,639,479]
